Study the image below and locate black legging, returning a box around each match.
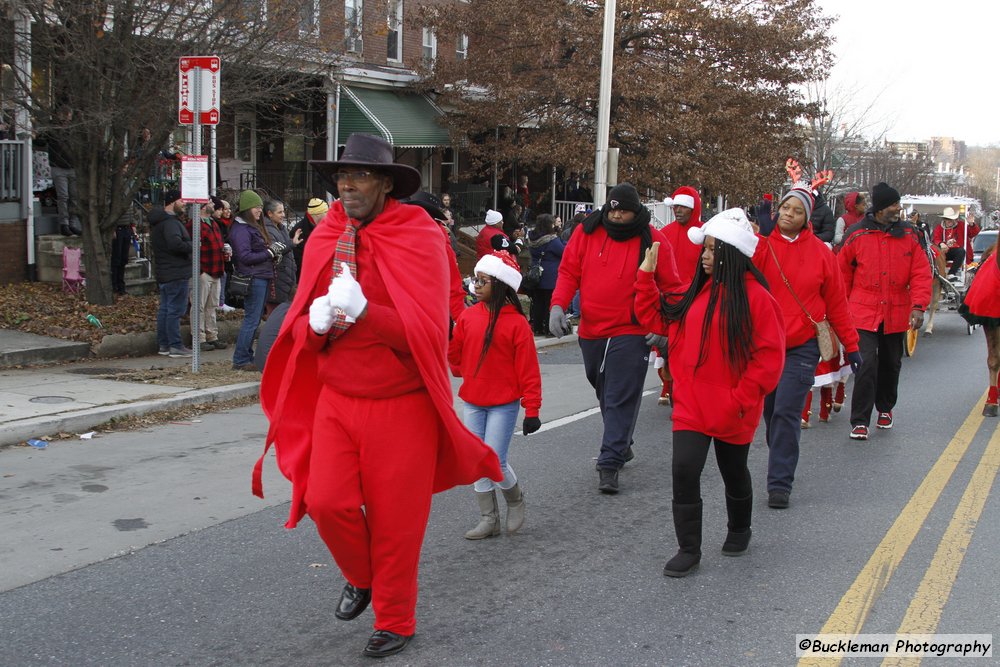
[672,430,752,503]
[529,288,553,335]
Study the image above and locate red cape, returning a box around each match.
[253,198,502,528]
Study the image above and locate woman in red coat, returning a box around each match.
[634,209,785,578]
[960,238,1000,416]
[753,183,861,510]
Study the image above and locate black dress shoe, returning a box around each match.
[768,490,790,509]
[362,630,411,658]
[623,446,635,463]
[334,583,372,621]
[597,468,619,494]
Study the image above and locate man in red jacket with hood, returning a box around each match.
[839,182,931,440]
[662,186,703,285]
[253,134,501,658]
[549,183,683,493]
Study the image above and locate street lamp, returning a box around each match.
[593,0,616,208]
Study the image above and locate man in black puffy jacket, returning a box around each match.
[149,189,193,357]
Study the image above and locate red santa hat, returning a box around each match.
[474,251,522,291]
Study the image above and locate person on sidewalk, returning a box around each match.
[36,106,81,236]
[476,209,522,260]
[262,200,302,319]
[549,183,683,494]
[149,189,192,358]
[633,209,785,577]
[290,198,328,281]
[839,183,931,440]
[187,198,229,352]
[110,218,138,296]
[753,181,860,510]
[229,190,282,372]
[253,133,501,659]
[525,214,566,336]
[449,251,542,540]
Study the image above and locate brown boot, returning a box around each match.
[501,483,525,534]
[464,490,500,540]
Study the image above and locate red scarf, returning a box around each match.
[253,198,501,528]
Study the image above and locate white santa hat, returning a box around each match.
[474,251,522,291]
[485,209,504,225]
[687,208,758,258]
[672,194,695,209]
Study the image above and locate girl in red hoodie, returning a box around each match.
[634,209,785,577]
[449,252,543,539]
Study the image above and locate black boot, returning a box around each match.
[721,492,752,556]
[60,223,72,236]
[663,500,702,577]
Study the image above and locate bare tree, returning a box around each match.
[415,0,833,202]
[7,0,335,304]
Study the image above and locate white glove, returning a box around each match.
[328,262,368,320]
[309,294,337,335]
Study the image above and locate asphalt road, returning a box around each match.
[1,310,998,666]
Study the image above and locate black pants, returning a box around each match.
[850,326,904,426]
[945,247,966,275]
[672,430,752,504]
[110,225,133,294]
[580,334,649,470]
[529,288,552,334]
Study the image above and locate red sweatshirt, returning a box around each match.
[476,225,510,259]
[448,303,542,417]
[552,224,682,339]
[661,186,704,285]
[634,270,786,443]
[752,228,860,353]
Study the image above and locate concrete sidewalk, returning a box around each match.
[0,328,577,447]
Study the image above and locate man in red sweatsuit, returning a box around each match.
[839,182,931,440]
[549,183,683,493]
[254,134,501,658]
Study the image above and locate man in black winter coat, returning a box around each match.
[149,189,193,357]
[810,189,836,243]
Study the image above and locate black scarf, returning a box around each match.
[582,205,654,266]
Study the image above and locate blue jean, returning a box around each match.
[233,277,269,365]
[763,338,820,493]
[156,279,190,350]
[463,399,520,493]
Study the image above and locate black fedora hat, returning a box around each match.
[310,133,421,199]
[403,190,446,221]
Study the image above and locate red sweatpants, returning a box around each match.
[305,386,439,636]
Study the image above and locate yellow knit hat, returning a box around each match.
[307,198,329,219]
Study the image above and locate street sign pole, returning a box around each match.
[190,80,202,373]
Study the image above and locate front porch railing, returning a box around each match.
[0,140,24,203]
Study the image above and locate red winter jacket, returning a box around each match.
[838,217,932,334]
[448,303,542,417]
[661,186,704,285]
[552,224,682,339]
[753,228,860,353]
[932,220,974,260]
[476,225,510,260]
[634,270,786,443]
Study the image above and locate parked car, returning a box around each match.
[972,229,998,264]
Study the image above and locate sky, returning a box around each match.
[816,0,999,146]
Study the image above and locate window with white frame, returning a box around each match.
[300,0,320,36]
[422,27,437,66]
[345,0,363,53]
[456,33,468,61]
[387,0,403,62]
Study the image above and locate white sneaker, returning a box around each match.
[219,304,236,313]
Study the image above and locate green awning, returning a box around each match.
[338,86,451,148]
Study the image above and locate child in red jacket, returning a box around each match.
[449,252,543,539]
[634,209,785,577]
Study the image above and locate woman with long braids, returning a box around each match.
[634,209,785,577]
[448,251,543,539]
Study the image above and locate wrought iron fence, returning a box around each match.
[0,140,24,202]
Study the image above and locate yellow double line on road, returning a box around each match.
[799,392,999,667]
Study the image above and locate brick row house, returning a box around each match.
[0,0,486,285]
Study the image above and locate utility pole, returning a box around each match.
[593,0,617,208]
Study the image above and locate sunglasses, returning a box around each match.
[333,170,378,184]
[472,277,493,287]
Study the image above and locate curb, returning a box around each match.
[0,381,260,448]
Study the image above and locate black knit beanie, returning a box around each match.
[606,183,643,214]
[871,182,900,213]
